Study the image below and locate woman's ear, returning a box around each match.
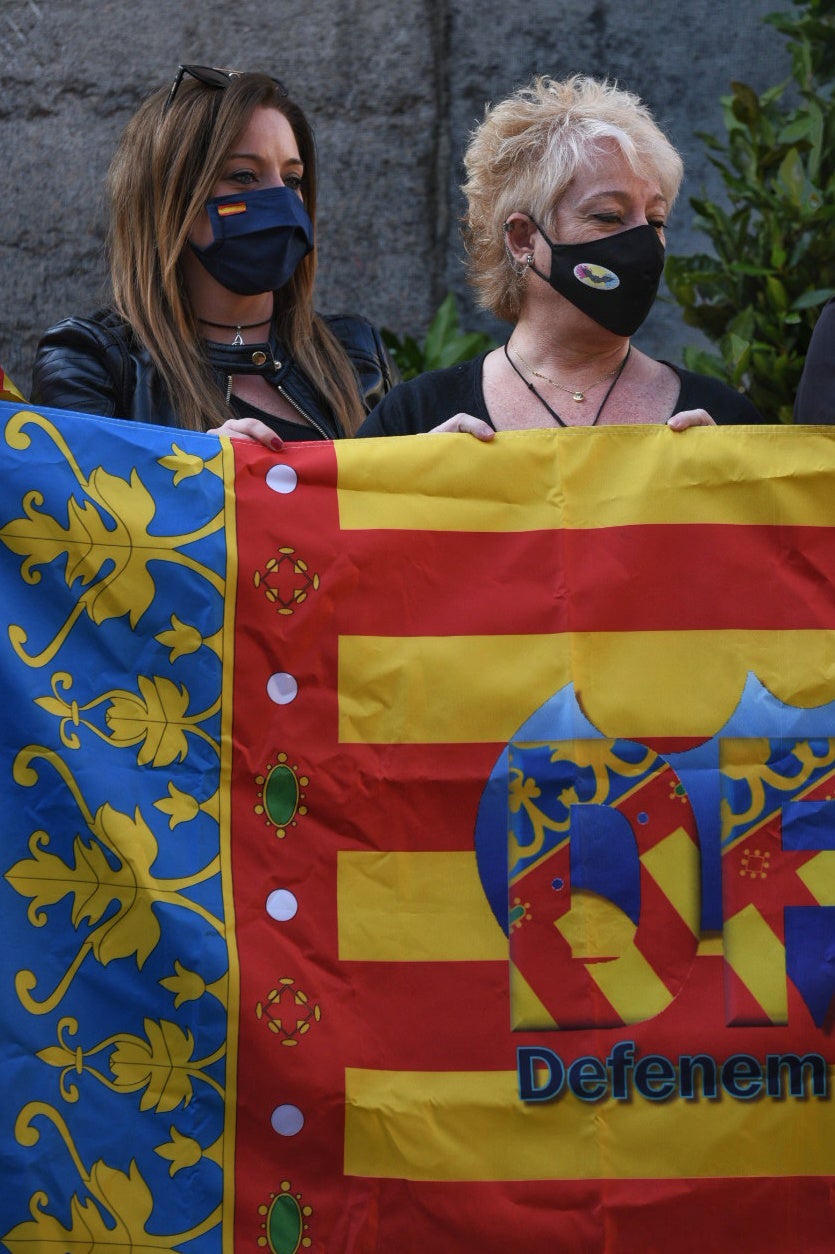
[502,212,539,265]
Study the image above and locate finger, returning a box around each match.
[428,412,495,441]
[216,417,284,449]
[666,409,716,431]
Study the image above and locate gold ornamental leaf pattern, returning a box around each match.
[5,837,76,923]
[1,468,158,628]
[105,676,194,767]
[1,1202,76,1254]
[83,467,159,627]
[154,783,201,829]
[155,1126,203,1175]
[2,1160,164,1254]
[0,497,81,576]
[87,804,162,968]
[5,805,161,969]
[156,614,203,662]
[160,961,207,1007]
[110,1018,197,1113]
[2,428,226,667]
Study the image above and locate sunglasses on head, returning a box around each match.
[162,63,288,116]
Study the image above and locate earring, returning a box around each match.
[525,254,534,267]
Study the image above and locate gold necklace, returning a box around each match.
[503,342,631,428]
[510,342,625,402]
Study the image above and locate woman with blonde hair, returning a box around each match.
[33,65,392,441]
[358,75,762,437]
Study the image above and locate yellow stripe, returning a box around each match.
[641,827,701,935]
[338,632,572,744]
[337,431,562,532]
[724,904,788,1024]
[336,427,835,532]
[338,847,712,971]
[797,851,835,904]
[550,890,674,1023]
[0,374,24,402]
[344,1066,835,1180]
[218,435,240,1254]
[339,630,835,744]
[338,851,505,961]
[509,962,559,1029]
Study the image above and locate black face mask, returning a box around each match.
[528,221,665,336]
[190,186,314,296]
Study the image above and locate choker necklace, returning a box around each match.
[511,342,623,402]
[198,315,271,346]
[503,341,631,428]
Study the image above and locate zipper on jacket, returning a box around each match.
[275,383,334,440]
[224,356,337,440]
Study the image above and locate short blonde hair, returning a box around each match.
[462,75,684,322]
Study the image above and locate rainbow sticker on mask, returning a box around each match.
[573,262,620,290]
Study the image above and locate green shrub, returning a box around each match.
[382,292,497,382]
[665,0,835,422]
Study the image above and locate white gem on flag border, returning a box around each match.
[266,889,299,922]
[271,1103,305,1136]
[266,463,298,494]
[267,672,299,704]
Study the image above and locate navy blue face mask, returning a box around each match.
[190,185,314,295]
[528,220,665,337]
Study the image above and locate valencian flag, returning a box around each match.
[0,366,25,402]
[2,399,835,1253]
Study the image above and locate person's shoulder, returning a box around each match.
[664,362,765,425]
[38,306,132,353]
[320,313,384,363]
[389,355,483,396]
[356,354,486,438]
[318,312,396,409]
[794,299,835,424]
[32,306,135,417]
[813,297,835,329]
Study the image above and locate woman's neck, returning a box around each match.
[509,320,630,383]
[182,250,275,340]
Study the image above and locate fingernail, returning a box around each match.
[271,437,284,450]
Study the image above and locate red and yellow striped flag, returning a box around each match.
[3,404,835,1253]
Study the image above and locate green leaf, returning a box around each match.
[665,0,833,423]
[777,147,806,204]
[790,287,835,309]
[381,295,497,382]
[422,294,459,365]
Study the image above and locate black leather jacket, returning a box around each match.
[31,307,394,438]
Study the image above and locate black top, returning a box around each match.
[794,300,835,424]
[357,350,764,437]
[229,393,328,441]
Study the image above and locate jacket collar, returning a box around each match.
[203,332,289,381]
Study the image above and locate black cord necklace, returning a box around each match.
[198,315,271,346]
[503,341,632,428]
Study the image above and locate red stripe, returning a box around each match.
[338,524,835,635]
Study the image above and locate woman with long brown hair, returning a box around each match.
[33,64,392,441]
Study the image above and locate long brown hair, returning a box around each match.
[107,73,366,433]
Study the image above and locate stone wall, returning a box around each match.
[1,0,787,390]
